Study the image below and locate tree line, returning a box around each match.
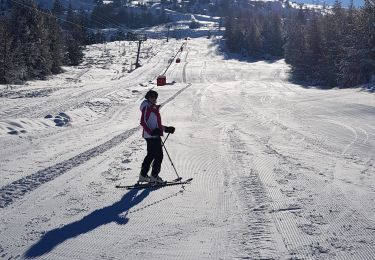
[0,0,170,84]
[0,0,91,84]
[224,6,283,58]
[224,0,375,88]
[285,0,375,87]
[1,1,60,83]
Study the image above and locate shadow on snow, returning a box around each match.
[24,188,152,258]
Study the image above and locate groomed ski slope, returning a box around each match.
[1,36,375,259]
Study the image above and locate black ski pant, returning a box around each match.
[141,137,163,177]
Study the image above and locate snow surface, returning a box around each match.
[1,22,375,260]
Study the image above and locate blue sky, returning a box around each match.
[295,0,365,7]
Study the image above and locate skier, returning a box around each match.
[139,90,175,184]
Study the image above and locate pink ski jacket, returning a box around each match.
[140,100,165,138]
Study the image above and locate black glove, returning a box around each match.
[151,128,162,136]
[165,126,175,134]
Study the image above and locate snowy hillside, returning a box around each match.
[1,19,375,260]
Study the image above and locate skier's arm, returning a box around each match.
[140,107,152,135]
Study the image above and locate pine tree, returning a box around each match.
[45,14,64,74]
[51,0,63,16]
[0,20,14,84]
[219,0,230,16]
[65,33,84,66]
[243,13,262,57]
[110,29,125,41]
[224,13,242,52]
[65,1,75,30]
[357,0,375,83]
[112,0,122,8]
[10,0,52,80]
[116,7,128,25]
[284,10,308,81]
[305,12,323,83]
[321,0,347,86]
[337,0,362,86]
[262,12,283,57]
[94,30,106,43]
[75,10,89,45]
[63,2,86,65]
[158,6,168,24]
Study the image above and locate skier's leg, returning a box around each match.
[151,138,164,177]
[140,138,155,176]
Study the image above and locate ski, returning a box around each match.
[116,178,193,190]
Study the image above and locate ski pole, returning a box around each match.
[162,133,170,145]
[162,134,181,180]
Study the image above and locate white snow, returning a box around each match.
[1,22,375,260]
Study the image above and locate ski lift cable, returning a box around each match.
[54,2,124,32]
[11,0,157,41]
[66,1,135,32]
[71,1,170,40]
[10,0,135,36]
[63,1,165,37]
[10,0,168,54]
[62,3,134,33]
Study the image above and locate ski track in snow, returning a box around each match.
[1,31,375,259]
[0,126,138,208]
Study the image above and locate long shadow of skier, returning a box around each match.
[24,188,152,258]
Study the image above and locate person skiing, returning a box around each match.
[139,90,175,184]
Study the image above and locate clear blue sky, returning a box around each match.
[296,0,365,7]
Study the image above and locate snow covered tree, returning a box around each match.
[0,0,68,83]
[10,0,52,80]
